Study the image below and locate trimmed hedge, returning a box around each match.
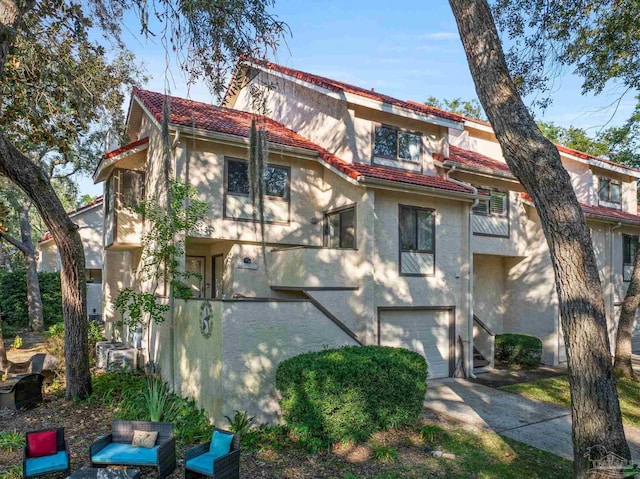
[495,333,542,368]
[0,270,63,329]
[275,346,428,448]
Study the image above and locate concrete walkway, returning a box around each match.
[424,378,640,460]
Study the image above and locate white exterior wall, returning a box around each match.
[503,205,559,364]
[372,191,470,351]
[149,298,359,425]
[473,255,506,335]
[38,204,104,272]
[231,69,448,171]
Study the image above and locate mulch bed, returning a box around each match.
[0,389,437,479]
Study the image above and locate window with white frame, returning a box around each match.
[373,126,421,163]
[598,176,621,206]
[623,234,638,282]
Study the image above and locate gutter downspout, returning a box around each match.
[445,165,479,378]
[610,221,623,351]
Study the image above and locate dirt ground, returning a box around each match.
[468,364,567,388]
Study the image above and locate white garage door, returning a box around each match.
[379,309,452,379]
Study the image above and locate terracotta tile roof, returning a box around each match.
[440,145,512,175]
[243,60,465,124]
[103,137,149,160]
[133,88,474,195]
[521,192,640,225]
[581,203,640,224]
[555,144,640,174]
[38,196,104,243]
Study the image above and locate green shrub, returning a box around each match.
[275,346,428,448]
[90,371,210,446]
[0,270,62,329]
[495,333,542,368]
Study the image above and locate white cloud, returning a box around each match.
[422,32,458,41]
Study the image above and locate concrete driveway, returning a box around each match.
[424,378,640,460]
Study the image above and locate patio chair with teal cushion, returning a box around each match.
[23,428,70,478]
[184,428,240,479]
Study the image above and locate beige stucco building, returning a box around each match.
[37,198,105,321]
[95,60,640,424]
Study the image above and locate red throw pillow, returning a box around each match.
[27,431,57,458]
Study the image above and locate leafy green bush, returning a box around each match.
[0,270,62,329]
[90,371,211,446]
[275,346,428,449]
[495,333,543,368]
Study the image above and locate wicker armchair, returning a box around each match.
[90,421,176,479]
[184,428,241,479]
[23,427,70,478]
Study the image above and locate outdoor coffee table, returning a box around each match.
[66,467,141,479]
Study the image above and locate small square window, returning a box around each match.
[599,177,621,204]
[324,206,356,249]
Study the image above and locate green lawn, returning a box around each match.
[501,376,640,427]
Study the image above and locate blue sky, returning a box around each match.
[79,0,637,196]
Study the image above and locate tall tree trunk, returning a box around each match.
[0,134,91,399]
[448,1,629,476]
[0,314,8,371]
[20,200,44,332]
[614,247,640,379]
[0,1,91,399]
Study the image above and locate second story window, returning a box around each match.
[374,126,421,163]
[473,189,508,217]
[227,159,289,199]
[225,158,290,223]
[598,177,621,206]
[623,235,638,282]
[472,189,509,237]
[324,206,356,249]
[120,170,145,209]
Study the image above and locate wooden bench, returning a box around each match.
[0,373,44,410]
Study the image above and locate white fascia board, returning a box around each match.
[442,160,518,182]
[358,177,478,202]
[584,214,640,227]
[93,142,149,183]
[559,150,640,179]
[464,120,494,134]
[342,92,464,130]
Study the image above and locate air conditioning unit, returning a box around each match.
[96,341,123,370]
[107,347,138,372]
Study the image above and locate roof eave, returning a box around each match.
[93,141,149,183]
[357,176,478,201]
[442,160,518,182]
[583,213,640,227]
[171,124,322,160]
